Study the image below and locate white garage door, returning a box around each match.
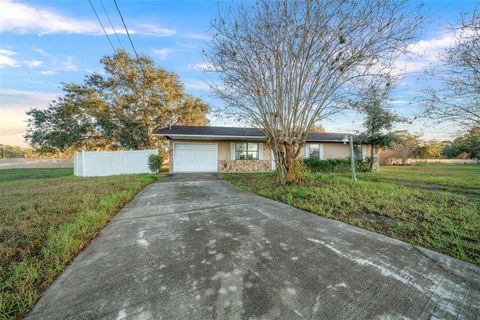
[173,143,218,172]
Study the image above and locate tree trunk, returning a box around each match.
[273,141,297,184]
[369,145,376,172]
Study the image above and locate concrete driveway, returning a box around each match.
[28,174,480,319]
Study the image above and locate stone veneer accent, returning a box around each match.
[218,160,271,173]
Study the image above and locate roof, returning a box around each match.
[154,125,362,143]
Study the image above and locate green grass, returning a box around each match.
[222,165,480,265]
[0,168,158,319]
[356,164,480,198]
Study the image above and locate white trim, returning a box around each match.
[304,144,310,158]
[230,142,235,160]
[271,150,276,171]
[258,142,264,160]
[362,145,367,160]
[319,144,324,160]
[155,133,266,140]
[173,142,218,173]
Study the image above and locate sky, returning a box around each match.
[0,0,478,148]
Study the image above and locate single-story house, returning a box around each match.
[154,125,372,173]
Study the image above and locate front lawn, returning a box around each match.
[357,164,480,198]
[0,168,158,319]
[222,168,479,265]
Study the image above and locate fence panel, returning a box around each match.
[74,150,157,177]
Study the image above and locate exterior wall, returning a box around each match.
[170,139,273,173]
[300,142,374,160]
[169,139,373,172]
[218,160,271,172]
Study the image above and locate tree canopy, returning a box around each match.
[352,81,404,170]
[26,50,209,153]
[423,9,480,129]
[207,0,422,183]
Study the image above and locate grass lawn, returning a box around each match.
[357,164,480,199]
[0,168,158,319]
[222,164,480,265]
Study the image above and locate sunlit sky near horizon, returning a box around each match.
[0,0,478,148]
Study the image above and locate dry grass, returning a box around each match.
[0,168,158,319]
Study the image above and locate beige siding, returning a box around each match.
[170,139,271,161]
[301,142,373,159]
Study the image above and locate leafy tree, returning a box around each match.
[0,145,27,158]
[442,126,480,158]
[414,141,443,159]
[423,9,480,129]
[311,124,326,133]
[379,131,421,165]
[206,0,422,183]
[353,81,404,170]
[26,50,209,153]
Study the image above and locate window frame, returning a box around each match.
[308,143,321,159]
[235,142,259,160]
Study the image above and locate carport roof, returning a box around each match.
[154,125,362,143]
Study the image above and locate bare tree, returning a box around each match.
[423,9,480,129]
[206,0,422,183]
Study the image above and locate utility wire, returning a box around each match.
[88,0,116,53]
[99,0,124,49]
[113,0,141,63]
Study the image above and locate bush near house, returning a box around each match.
[148,154,164,173]
[0,168,158,319]
[303,158,370,173]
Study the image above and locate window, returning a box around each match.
[235,143,259,160]
[308,144,320,159]
[354,144,364,160]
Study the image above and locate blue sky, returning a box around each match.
[0,0,478,147]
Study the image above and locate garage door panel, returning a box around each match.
[174,143,218,172]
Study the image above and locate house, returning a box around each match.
[154,125,372,173]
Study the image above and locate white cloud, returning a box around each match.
[190,62,216,71]
[392,28,465,74]
[184,79,211,91]
[0,48,45,68]
[0,0,101,35]
[0,89,58,147]
[0,1,177,38]
[59,56,77,71]
[0,48,19,67]
[138,24,176,37]
[184,32,211,41]
[39,56,78,75]
[25,60,43,67]
[152,48,173,60]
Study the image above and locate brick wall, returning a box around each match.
[218,160,271,173]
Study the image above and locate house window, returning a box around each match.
[308,144,320,159]
[235,143,259,160]
[354,144,364,160]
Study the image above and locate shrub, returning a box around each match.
[148,153,163,173]
[303,158,369,173]
[293,159,309,183]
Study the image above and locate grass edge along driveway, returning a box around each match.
[222,170,479,266]
[0,168,158,319]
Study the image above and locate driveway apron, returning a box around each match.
[27,174,480,320]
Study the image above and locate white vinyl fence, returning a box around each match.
[74,150,158,177]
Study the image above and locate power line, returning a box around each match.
[113,0,141,62]
[88,0,116,53]
[99,0,124,50]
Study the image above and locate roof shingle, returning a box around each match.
[154,125,360,143]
